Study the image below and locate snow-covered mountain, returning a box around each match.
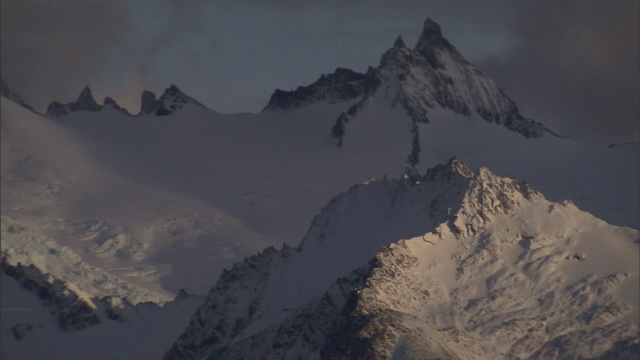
[1,16,638,360]
[265,18,556,140]
[163,158,639,359]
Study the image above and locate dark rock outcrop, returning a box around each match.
[46,85,104,116]
[139,90,161,115]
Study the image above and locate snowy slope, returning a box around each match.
[163,159,639,360]
[1,98,271,297]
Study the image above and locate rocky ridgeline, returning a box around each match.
[44,84,206,117]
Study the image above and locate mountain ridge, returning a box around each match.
[42,84,208,117]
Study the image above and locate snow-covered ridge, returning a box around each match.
[163,159,639,359]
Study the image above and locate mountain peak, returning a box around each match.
[75,85,102,112]
[77,85,93,100]
[393,35,406,48]
[155,84,206,116]
[423,17,442,34]
[166,84,181,93]
[103,97,130,115]
[414,17,452,58]
[47,85,103,116]
[136,85,206,116]
[262,18,556,141]
[446,156,474,177]
[423,156,474,184]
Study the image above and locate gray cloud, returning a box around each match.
[137,0,217,83]
[1,0,132,111]
[478,0,640,144]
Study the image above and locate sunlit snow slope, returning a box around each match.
[164,159,639,360]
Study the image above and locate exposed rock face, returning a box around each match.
[46,85,104,116]
[44,84,206,117]
[74,86,102,112]
[163,158,639,360]
[154,85,206,116]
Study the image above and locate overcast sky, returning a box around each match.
[2,0,638,144]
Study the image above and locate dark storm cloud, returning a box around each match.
[479,0,640,144]
[0,0,132,111]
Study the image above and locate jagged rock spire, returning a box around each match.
[75,85,102,112]
[393,35,406,48]
[139,90,160,115]
[46,85,103,116]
